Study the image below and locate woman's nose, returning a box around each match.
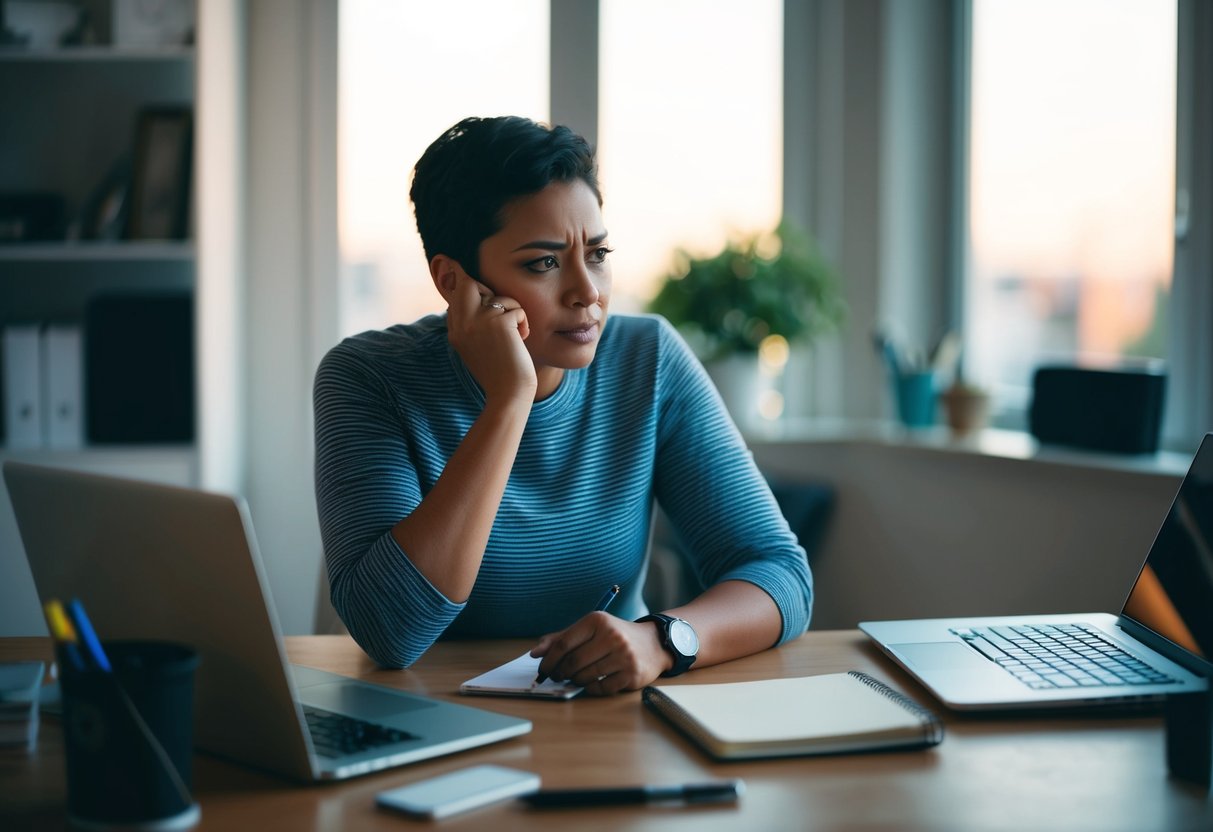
[564,260,601,308]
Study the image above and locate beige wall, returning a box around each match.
[750,437,1183,630]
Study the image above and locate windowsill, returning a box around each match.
[745,417,1192,479]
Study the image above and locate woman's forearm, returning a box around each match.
[390,397,530,602]
[664,580,784,670]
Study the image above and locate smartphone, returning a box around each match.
[375,765,541,819]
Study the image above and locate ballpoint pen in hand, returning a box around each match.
[534,584,621,685]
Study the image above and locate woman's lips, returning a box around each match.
[557,322,600,344]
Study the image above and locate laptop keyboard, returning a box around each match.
[302,705,417,758]
[951,623,1175,690]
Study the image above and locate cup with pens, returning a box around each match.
[44,598,201,831]
[872,328,961,429]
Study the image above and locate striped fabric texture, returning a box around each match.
[313,313,813,668]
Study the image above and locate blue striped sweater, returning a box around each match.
[313,313,813,668]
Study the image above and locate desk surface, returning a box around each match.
[2,631,1210,831]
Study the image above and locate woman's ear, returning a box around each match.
[429,255,463,299]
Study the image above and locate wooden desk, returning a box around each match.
[2,632,1210,831]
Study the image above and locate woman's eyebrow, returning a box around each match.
[511,231,609,253]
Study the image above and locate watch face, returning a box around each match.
[669,619,699,656]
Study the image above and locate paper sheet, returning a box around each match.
[460,652,583,700]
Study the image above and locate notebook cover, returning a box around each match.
[643,670,944,760]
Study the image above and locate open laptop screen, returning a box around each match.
[1120,434,1213,663]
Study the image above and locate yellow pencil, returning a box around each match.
[43,599,77,642]
[43,598,84,671]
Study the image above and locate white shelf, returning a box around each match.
[0,46,193,63]
[0,241,194,262]
[749,418,1194,478]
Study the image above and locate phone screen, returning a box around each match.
[376,765,541,819]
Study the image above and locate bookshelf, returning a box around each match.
[0,2,245,635]
[0,40,196,469]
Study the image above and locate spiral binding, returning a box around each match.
[846,670,945,745]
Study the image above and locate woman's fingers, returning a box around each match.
[532,613,668,696]
[445,273,536,401]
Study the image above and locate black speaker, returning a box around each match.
[86,293,194,444]
[1029,365,1166,454]
[1167,690,1213,789]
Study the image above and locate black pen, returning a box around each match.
[534,584,621,685]
[522,779,744,809]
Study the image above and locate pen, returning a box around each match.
[522,779,744,809]
[534,584,621,685]
[42,598,85,672]
[67,598,112,672]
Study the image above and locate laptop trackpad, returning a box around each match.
[892,642,991,671]
[299,682,437,718]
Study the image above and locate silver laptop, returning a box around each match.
[861,432,1213,711]
[4,461,531,781]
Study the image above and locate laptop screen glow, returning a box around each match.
[1120,435,1213,663]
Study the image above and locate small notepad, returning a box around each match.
[460,652,584,700]
[643,671,943,760]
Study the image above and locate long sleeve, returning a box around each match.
[651,319,814,643]
[313,339,465,668]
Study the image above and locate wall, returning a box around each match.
[243,0,338,635]
[750,436,1184,630]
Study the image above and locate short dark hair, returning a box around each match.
[409,116,600,279]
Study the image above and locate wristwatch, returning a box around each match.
[636,613,699,677]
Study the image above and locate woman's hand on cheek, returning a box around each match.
[445,272,537,406]
[530,612,672,696]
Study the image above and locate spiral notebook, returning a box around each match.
[642,671,943,760]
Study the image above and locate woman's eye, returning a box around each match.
[525,255,559,273]
[590,247,614,263]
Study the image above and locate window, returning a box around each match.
[597,0,783,312]
[965,0,1177,416]
[338,0,549,336]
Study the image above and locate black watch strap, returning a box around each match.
[636,613,699,677]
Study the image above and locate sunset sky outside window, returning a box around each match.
[338,1,780,335]
[338,0,549,335]
[967,0,1176,399]
[598,0,783,311]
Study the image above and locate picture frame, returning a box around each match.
[127,107,193,241]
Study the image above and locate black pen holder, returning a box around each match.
[1166,687,1213,790]
[58,641,200,830]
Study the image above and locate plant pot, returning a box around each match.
[703,353,779,432]
[940,386,990,436]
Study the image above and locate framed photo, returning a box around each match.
[127,107,193,240]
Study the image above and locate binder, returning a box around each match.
[42,325,83,450]
[643,671,944,760]
[3,325,43,449]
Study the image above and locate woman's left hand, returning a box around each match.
[530,613,671,696]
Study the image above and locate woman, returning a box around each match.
[314,116,812,694]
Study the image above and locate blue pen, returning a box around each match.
[66,599,112,672]
[534,584,622,685]
[593,584,621,613]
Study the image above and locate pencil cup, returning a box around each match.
[59,641,201,831]
[895,370,936,429]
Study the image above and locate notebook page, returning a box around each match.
[460,652,583,698]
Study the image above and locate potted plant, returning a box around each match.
[939,378,991,436]
[647,223,846,424]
